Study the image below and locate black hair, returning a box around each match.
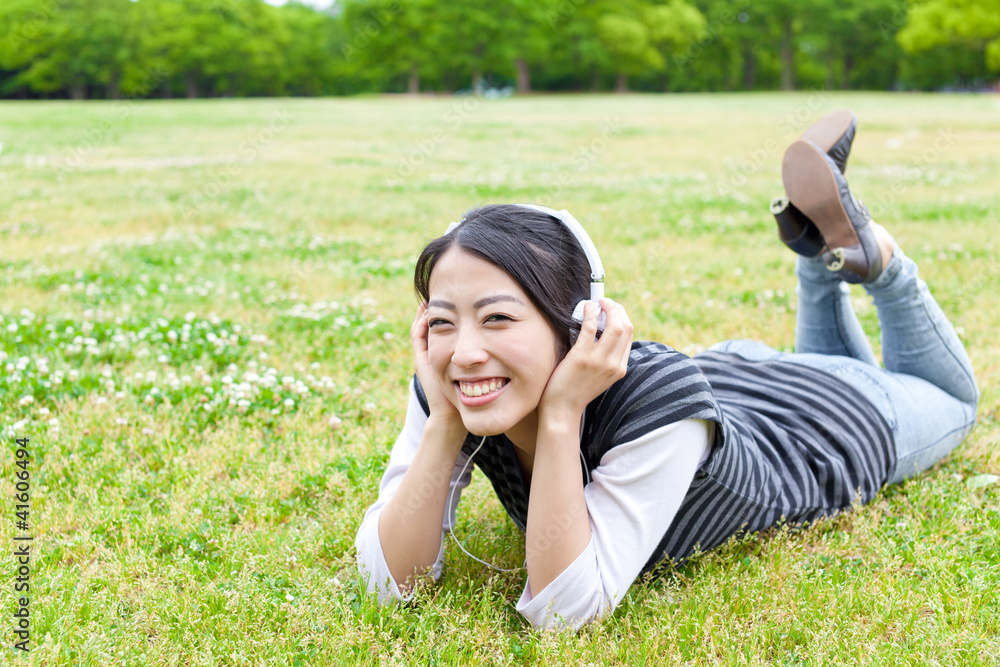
[414,204,593,358]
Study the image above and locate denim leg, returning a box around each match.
[863,245,980,406]
[795,255,879,366]
[778,354,976,484]
[705,342,978,486]
[710,244,979,487]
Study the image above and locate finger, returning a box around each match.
[411,303,430,352]
[411,301,428,333]
[599,299,634,364]
[575,300,600,347]
[596,298,627,341]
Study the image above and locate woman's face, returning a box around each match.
[426,248,560,447]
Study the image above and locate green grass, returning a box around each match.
[1,92,998,665]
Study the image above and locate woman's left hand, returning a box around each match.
[538,298,633,424]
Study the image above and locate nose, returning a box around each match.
[451,325,488,368]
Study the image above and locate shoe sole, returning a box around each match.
[781,140,859,250]
[799,109,855,156]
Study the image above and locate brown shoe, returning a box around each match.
[782,140,882,283]
[771,196,825,257]
[799,109,857,174]
[773,109,858,255]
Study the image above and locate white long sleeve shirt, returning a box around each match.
[354,380,712,631]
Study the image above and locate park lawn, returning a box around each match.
[1,92,998,665]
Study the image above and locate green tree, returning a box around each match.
[275,3,339,96]
[506,0,562,93]
[339,0,443,93]
[0,0,137,99]
[898,0,1000,71]
[645,0,707,91]
[547,0,705,93]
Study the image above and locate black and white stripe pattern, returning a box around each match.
[413,341,895,572]
[642,347,894,571]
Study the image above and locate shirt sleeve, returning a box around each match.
[354,379,472,602]
[515,418,713,631]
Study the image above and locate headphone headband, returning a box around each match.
[445,204,605,302]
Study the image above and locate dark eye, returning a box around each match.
[428,318,451,328]
[486,314,512,323]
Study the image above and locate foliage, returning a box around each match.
[898,0,1000,71]
[0,0,997,97]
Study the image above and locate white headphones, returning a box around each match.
[445,203,608,335]
[443,204,602,572]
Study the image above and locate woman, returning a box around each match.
[354,111,980,631]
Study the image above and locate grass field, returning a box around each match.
[1,92,998,665]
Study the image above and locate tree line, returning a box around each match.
[0,0,997,100]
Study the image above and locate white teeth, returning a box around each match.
[459,379,506,397]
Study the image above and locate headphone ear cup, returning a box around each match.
[570,300,607,343]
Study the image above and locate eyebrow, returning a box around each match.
[427,294,525,310]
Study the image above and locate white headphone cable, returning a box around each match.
[445,435,591,572]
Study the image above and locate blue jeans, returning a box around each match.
[710,245,979,485]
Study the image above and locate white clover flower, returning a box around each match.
[115,391,125,400]
[39,407,50,416]
[142,427,154,435]
[47,418,59,428]
[222,375,233,385]
[328,415,343,430]
[144,395,155,405]
[284,398,295,408]
[18,395,34,406]
[281,376,294,387]
[115,417,128,425]
[95,396,108,405]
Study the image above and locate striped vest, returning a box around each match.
[413,341,895,573]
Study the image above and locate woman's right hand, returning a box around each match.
[410,301,468,443]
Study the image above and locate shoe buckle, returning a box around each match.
[826,248,846,272]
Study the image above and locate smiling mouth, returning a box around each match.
[458,378,508,397]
